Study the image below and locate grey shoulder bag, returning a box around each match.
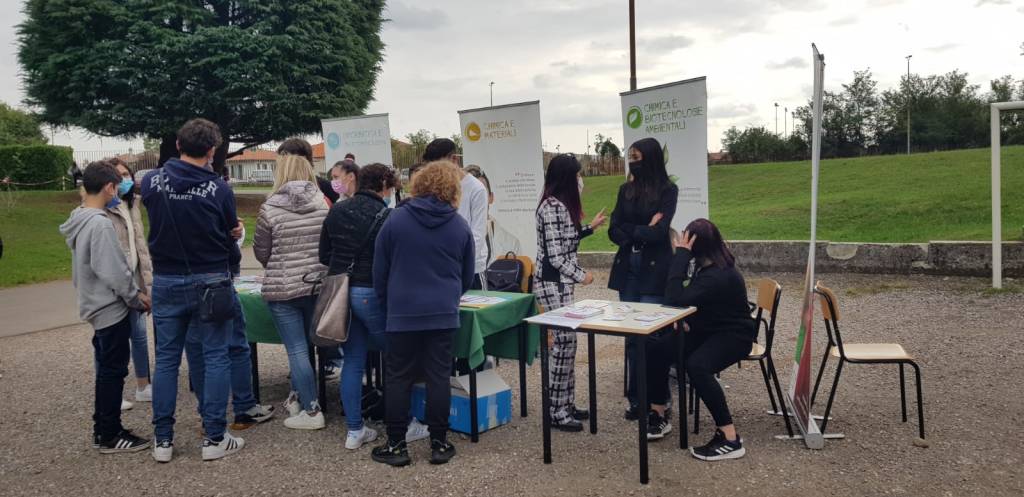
[308,206,389,347]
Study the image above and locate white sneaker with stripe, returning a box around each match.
[201,432,245,461]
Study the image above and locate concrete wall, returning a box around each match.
[578,241,1024,277]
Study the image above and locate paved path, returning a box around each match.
[0,247,262,338]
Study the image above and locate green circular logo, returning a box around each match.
[626,106,643,129]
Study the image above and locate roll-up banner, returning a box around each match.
[620,77,709,230]
[458,101,545,261]
[320,113,393,173]
[786,44,827,450]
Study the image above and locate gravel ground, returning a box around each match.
[0,271,1021,497]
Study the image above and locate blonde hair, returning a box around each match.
[272,153,318,194]
[409,160,462,207]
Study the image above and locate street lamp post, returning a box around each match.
[629,0,637,91]
[784,106,788,136]
[489,81,495,107]
[774,102,779,135]
[906,54,912,155]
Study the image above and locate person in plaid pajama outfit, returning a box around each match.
[533,154,607,431]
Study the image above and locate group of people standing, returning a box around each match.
[63,117,757,467]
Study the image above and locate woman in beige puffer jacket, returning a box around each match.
[107,159,155,405]
[253,154,329,430]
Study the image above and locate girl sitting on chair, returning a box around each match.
[652,218,756,460]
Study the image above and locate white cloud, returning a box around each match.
[385,2,450,31]
[766,57,809,70]
[640,35,694,52]
[925,43,960,53]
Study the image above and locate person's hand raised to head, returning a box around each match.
[673,230,697,251]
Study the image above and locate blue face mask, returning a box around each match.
[118,178,134,196]
[106,196,121,209]
[383,196,392,207]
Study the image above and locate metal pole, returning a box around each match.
[775,103,779,135]
[991,105,1002,289]
[784,107,788,136]
[629,0,637,91]
[489,82,494,107]
[906,55,912,155]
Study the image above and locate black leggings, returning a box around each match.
[646,331,752,427]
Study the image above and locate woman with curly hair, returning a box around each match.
[370,161,475,467]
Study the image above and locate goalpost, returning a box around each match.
[991,101,1024,289]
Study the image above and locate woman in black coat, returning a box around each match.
[607,137,678,418]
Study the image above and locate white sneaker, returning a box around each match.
[406,418,429,443]
[201,432,245,461]
[284,410,326,430]
[120,399,134,411]
[345,426,379,450]
[152,440,173,463]
[283,392,301,417]
[135,384,152,402]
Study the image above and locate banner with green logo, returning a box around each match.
[619,77,709,229]
[458,101,545,261]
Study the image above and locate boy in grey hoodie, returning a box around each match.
[59,160,152,454]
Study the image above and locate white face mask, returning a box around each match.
[577,176,585,194]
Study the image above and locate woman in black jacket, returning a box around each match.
[318,163,397,450]
[608,137,678,418]
[648,218,755,461]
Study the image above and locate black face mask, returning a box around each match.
[628,160,642,176]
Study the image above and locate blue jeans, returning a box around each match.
[186,293,256,419]
[340,286,386,431]
[151,273,233,442]
[267,296,319,412]
[128,310,150,380]
[619,251,665,407]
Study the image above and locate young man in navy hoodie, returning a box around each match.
[371,161,476,467]
[142,119,245,462]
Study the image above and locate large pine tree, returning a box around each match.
[17,0,385,170]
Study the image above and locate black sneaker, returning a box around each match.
[97,430,151,454]
[371,440,411,467]
[624,404,640,421]
[690,430,745,461]
[232,404,275,430]
[429,439,456,465]
[91,434,101,449]
[647,411,673,440]
[571,407,590,421]
[551,418,584,432]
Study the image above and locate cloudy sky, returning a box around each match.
[1,0,1022,154]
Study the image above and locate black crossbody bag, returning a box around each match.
[159,170,235,323]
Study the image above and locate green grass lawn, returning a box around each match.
[1,146,1020,287]
[579,146,1024,252]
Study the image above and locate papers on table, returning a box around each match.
[460,295,509,308]
[634,312,674,323]
[562,306,604,319]
[234,275,263,294]
[526,299,695,332]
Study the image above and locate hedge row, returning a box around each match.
[0,145,73,190]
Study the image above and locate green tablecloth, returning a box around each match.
[456,290,540,369]
[237,289,282,344]
[236,287,539,369]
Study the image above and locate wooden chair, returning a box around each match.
[810,282,925,439]
[742,279,794,434]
